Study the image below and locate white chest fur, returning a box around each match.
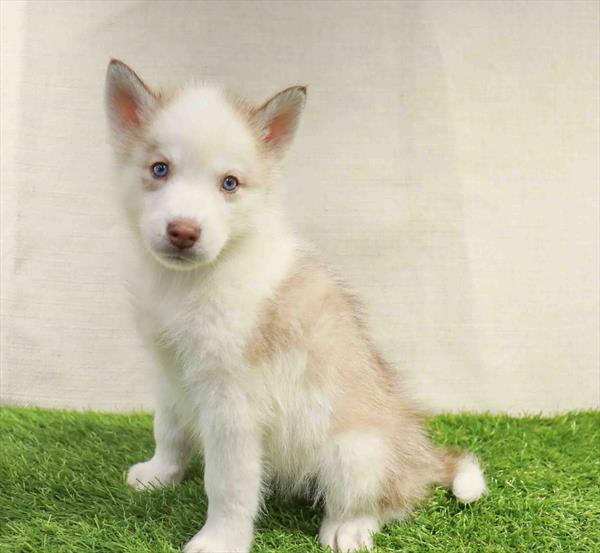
[134,229,299,416]
[133,232,333,484]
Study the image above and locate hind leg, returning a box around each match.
[318,432,386,552]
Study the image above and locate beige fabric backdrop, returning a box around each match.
[1,1,598,414]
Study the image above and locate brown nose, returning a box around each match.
[167,219,201,250]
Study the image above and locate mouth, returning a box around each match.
[163,251,196,262]
[150,247,205,270]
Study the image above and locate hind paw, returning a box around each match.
[319,516,379,552]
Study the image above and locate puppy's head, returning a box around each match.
[105,60,305,270]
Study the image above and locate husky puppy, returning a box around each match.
[105,59,487,553]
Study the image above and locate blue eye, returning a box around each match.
[151,162,169,179]
[222,175,239,192]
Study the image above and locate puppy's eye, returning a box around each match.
[151,162,169,179]
[222,175,239,192]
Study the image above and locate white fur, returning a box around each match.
[452,455,488,504]
[109,77,325,552]
[319,516,380,552]
[319,432,388,516]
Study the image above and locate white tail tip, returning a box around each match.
[452,454,488,503]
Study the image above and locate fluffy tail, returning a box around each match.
[439,449,488,503]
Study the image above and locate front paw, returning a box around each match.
[126,458,184,491]
[183,521,252,553]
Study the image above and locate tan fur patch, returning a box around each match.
[246,254,457,518]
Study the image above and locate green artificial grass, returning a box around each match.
[1,408,598,552]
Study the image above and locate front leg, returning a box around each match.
[184,394,262,553]
[127,381,192,490]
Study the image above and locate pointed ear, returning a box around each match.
[105,59,157,146]
[252,86,307,158]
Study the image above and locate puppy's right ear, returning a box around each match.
[105,59,157,146]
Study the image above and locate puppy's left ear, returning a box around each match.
[252,86,307,158]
